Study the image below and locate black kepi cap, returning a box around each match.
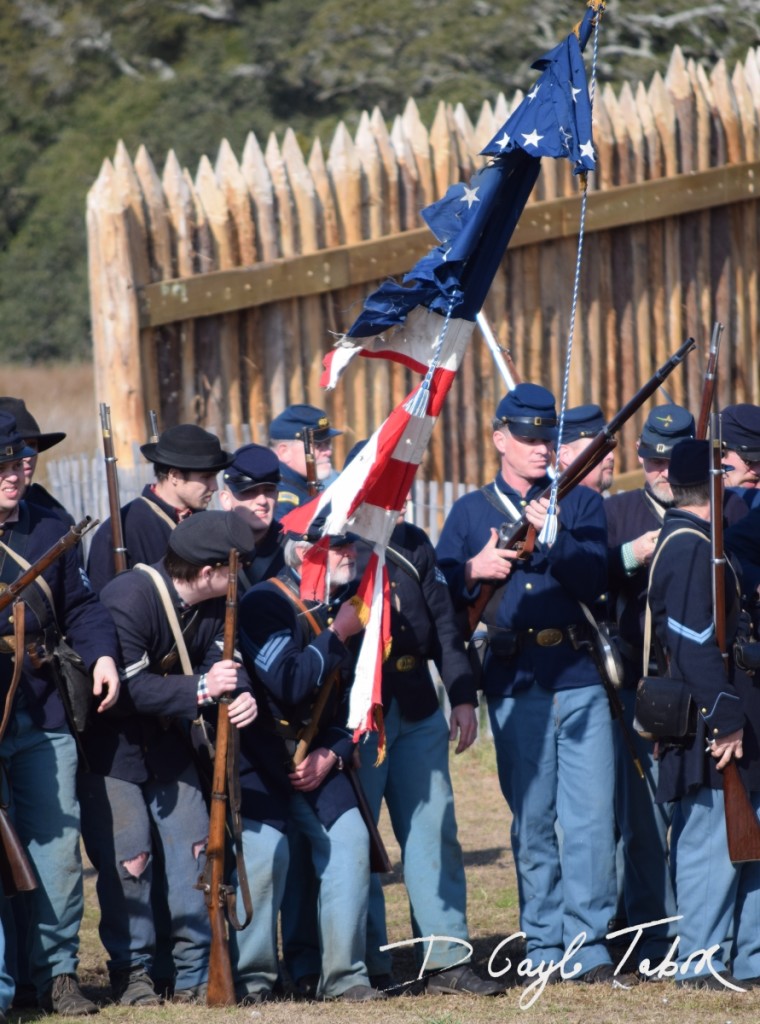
[668,439,710,488]
[269,404,342,443]
[562,404,605,443]
[168,510,256,566]
[721,404,760,461]
[638,405,695,459]
[223,443,281,494]
[495,383,557,441]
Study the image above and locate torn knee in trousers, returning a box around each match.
[121,851,150,878]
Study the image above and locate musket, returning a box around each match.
[710,416,760,862]
[696,322,724,440]
[99,404,128,574]
[0,518,97,615]
[303,426,320,499]
[466,336,697,636]
[201,549,240,1006]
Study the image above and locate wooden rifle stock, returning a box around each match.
[696,322,723,441]
[303,426,321,499]
[709,413,760,862]
[0,518,96,616]
[466,336,697,636]
[99,404,128,574]
[203,550,239,1006]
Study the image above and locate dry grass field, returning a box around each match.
[2,361,753,1021]
[5,740,754,1024]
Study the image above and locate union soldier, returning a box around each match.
[436,384,621,984]
[78,512,257,1005]
[218,443,284,589]
[602,405,693,958]
[236,522,382,1001]
[0,412,120,1016]
[86,424,234,593]
[268,405,341,519]
[646,439,760,988]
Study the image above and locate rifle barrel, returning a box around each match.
[0,518,97,615]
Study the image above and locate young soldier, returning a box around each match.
[78,512,257,1005]
[0,397,70,521]
[219,443,284,588]
[0,412,120,1016]
[86,424,233,592]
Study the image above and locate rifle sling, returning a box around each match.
[133,564,252,931]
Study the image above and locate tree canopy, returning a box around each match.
[2,0,758,362]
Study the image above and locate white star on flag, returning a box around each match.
[460,185,480,208]
[496,132,510,150]
[522,129,544,148]
[579,139,595,161]
[571,86,581,103]
[527,84,541,101]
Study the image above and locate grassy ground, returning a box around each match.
[8,737,759,1024]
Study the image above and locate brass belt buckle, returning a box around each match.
[394,655,416,672]
[536,628,564,647]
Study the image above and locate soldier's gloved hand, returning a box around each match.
[449,703,478,754]
[205,658,240,699]
[92,656,120,711]
[227,691,257,728]
[288,747,337,792]
[465,528,521,587]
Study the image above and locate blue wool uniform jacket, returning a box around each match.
[357,522,477,720]
[85,561,251,787]
[274,463,311,520]
[0,501,118,730]
[87,484,191,593]
[436,475,608,697]
[648,508,760,801]
[237,568,358,831]
[239,520,284,592]
[606,487,750,687]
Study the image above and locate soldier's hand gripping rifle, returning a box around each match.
[465,336,697,637]
[99,404,128,575]
[199,550,253,1005]
[710,418,760,862]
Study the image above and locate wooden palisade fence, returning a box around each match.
[87,45,760,490]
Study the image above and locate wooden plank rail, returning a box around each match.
[88,44,760,476]
[135,160,760,330]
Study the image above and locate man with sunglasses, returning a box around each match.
[219,444,284,588]
[722,404,760,512]
[268,405,341,519]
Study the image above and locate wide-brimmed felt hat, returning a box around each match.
[140,424,234,471]
[0,412,36,464]
[168,510,256,566]
[495,383,557,441]
[269,404,342,443]
[637,405,695,460]
[223,443,281,494]
[0,397,66,453]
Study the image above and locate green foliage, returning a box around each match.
[1,0,758,362]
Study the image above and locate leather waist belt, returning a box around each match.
[385,655,421,673]
[517,626,582,649]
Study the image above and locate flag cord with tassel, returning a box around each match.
[539,0,605,547]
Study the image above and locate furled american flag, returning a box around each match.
[283,2,604,744]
